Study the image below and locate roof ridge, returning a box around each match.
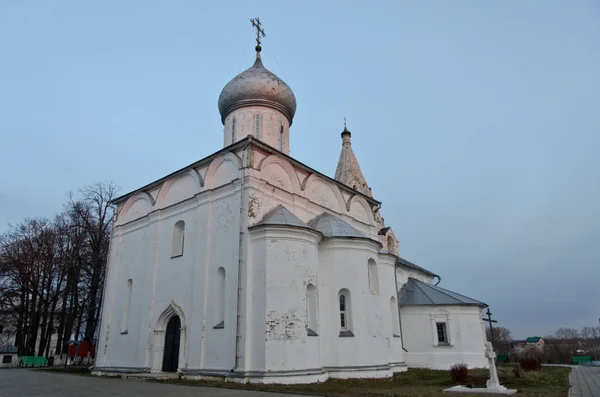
[409,278,436,305]
[430,282,485,304]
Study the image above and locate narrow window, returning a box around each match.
[172,220,185,257]
[121,279,133,334]
[231,117,236,143]
[436,322,448,344]
[255,114,261,139]
[368,259,379,295]
[390,296,400,337]
[214,267,225,328]
[338,289,353,336]
[339,295,347,330]
[387,236,394,253]
[306,283,318,336]
[279,120,284,151]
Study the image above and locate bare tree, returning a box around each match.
[581,326,600,340]
[554,327,580,340]
[68,182,118,341]
[0,181,118,358]
[486,326,512,351]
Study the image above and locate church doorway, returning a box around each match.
[162,316,181,372]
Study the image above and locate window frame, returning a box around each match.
[338,289,354,337]
[213,267,226,329]
[306,283,318,336]
[430,309,452,346]
[436,322,449,344]
[255,113,261,139]
[171,220,185,258]
[231,117,236,144]
[120,278,133,334]
[279,120,284,151]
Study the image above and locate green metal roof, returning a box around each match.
[526,336,543,343]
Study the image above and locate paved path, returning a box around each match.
[0,369,305,397]
[571,365,600,397]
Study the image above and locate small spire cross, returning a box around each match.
[344,117,347,129]
[483,307,498,350]
[250,18,266,48]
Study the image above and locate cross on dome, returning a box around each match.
[250,18,266,52]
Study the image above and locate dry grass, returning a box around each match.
[157,365,570,397]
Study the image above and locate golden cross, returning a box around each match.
[250,18,266,47]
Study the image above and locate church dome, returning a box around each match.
[218,53,297,125]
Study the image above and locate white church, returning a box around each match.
[93,22,489,384]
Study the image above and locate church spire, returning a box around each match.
[334,122,372,197]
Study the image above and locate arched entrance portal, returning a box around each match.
[162,316,181,372]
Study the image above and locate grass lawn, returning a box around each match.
[157,365,570,397]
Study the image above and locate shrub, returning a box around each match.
[519,346,543,371]
[450,363,469,384]
[513,364,522,378]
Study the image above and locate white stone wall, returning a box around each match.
[223,106,290,154]
[317,239,394,378]
[400,305,488,370]
[95,151,244,375]
[242,226,324,383]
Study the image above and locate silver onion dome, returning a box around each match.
[218,52,297,125]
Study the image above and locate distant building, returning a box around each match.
[525,336,544,349]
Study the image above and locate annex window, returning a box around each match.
[214,267,226,328]
[368,259,379,295]
[306,283,318,336]
[231,117,236,143]
[121,279,133,334]
[338,289,353,336]
[255,113,262,139]
[390,296,400,337]
[279,120,284,151]
[171,220,185,258]
[436,322,449,344]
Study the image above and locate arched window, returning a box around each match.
[390,296,400,337]
[214,267,225,328]
[231,117,236,144]
[121,279,133,334]
[387,236,394,253]
[255,114,261,139]
[279,120,284,151]
[306,283,318,336]
[338,289,353,336]
[171,221,185,258]
[368,259,379,295]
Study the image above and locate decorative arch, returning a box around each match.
[303,174,345,212]
[151,301,187,373]
[155,169,203,209]
[204,152,242,190]
[117,192,155,225]
[257,154,302,194]
[348,195,372,225]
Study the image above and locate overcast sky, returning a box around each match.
[1,1,599,339]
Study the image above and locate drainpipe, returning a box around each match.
[231,140,251,373]
[394,262,408,353]
[434,275,441,286]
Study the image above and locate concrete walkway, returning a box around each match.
[571,365,600,397]
[0,369,306,397]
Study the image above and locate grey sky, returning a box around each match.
[1,1,598,339]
